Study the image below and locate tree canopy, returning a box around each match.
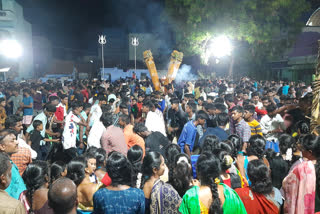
[164,0,311,75]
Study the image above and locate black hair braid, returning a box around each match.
[209,178,223,214]
[26,185,39,213]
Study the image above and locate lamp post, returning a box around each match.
[131,37,139,71]
[98,35,107,70]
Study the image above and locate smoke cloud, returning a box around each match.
[174,64,197,83]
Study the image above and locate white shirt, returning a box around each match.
[87,120,105,148]
[89,104,102,127]
[260,114,285,142]
[145,110,167,136]
[254,102,263,109]
[18,135,37,159]
[62,111,81,149]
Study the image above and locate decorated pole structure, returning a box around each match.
[143,50,160,91]
[311,40,320,130]
[164,50,183,85]
[98,35,107,70]
[131,37,139,71]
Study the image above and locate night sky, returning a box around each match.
[16,0,166,53]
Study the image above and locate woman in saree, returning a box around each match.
[179,152,246,214]
[282,134,320,214]
[235,160,283,214]
[141,151,181,214]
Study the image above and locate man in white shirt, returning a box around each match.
[88,95,107,127]
[62,101,87,160]
[260,104,286,153]
[143,100,167,137]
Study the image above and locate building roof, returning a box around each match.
[307,8,320,26]
[288,31,320,57]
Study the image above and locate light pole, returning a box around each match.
[131,37,139,71]
[98,35,107,70]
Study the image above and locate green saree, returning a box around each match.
[179,183,247,214]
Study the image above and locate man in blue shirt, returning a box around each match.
[21,89,33,126]
[0,129,26,199]
[178,110,208,157]
[199,112,229,147]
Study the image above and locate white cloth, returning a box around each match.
[254,102,263,109]
[200,91,207,101]
[18,136,37,159]
[87,120,105,148]
[260,114,286,142]
[145,110,167,136]
[89,104,102,127]
[62,111,80,149]
[26,112,48,146]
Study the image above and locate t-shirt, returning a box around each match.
[22,96,33,116]
[247,120,263,136]
[8,95,23,114]
[62,111,80,150]
[30,130,44,153]
[90,104,102,127]
[178,121,197,153]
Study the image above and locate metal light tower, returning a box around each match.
[98,35,107,70]
[131,37,139,71]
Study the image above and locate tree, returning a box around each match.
[164,0,310,77]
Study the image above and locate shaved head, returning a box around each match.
[48,177,77,214]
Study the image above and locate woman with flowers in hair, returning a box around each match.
[179,152,246,214]
[236,160,283,214]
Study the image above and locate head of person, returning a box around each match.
[23,89,31,97]
[142,151,165,180]
[198,97,204,106]
[133,123,149,138]
[82,103,91,114]
[196,152,223,213]
[170,98,180,111]
[247,160,273,195]
[246,135,266,159]
[60,94,68,106]
[66,157,86,186]
[98,94,108,105]
[12,88,19,96]
[142,100,154,113]
[48,177,78,214]
[119,102,129,115]
[22,161,49,212]
[0,152,12,190]
[33,120,43,131]
[202,135,220,154]
[266,104,277,118]
[172,156,193,197]
[5,115,23,133]
[84,153,96,175]
[231,106,244,122]
[95,148,107,169]
[227,135,243,158]
[206,103,215,116]
[50,161,67,183]
[0,98,5,107]
[296,120,310,135]
[214,149,233,173]
[261,97,270,108]
[213,103,227,114]
[49,96,60,106]
[278,134,296,159]
[243,105,255,121]
[119,114,130,128]
[224,94,234,106]
[100,112,113,128]
[138,93,145,102]
[0,129,18,156]
[71,101,83,115]
[299,134,320,161]
[251,92,260,104]
[106,152,132,186]
[207,96,214,104]
[127,145,144,167]
[195,110,209,126]
[186,102,197,115]
[216,112,229,127]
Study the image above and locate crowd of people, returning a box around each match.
[0,76,319,214]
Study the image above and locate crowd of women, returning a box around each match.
[0,77,319,214]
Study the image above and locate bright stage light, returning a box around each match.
[0,40,23,59]
[208,35,232,58]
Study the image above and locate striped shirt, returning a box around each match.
[247,120,263,136]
